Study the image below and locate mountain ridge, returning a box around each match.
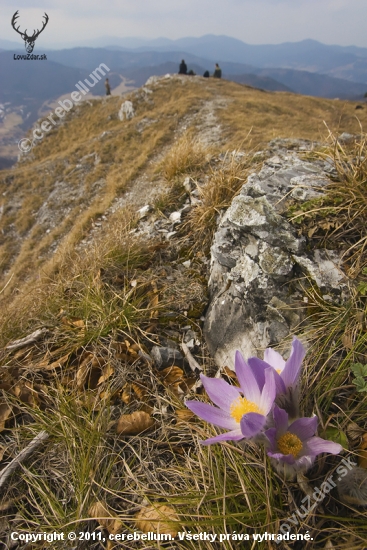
[2,34,367,82]
[2,37,367,167]
[0,75,364,297]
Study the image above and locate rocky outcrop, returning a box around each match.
[204,139,348,369]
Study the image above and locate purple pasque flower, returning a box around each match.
[265,406,342,476]
[185,361,276,445]
[246,337,305,419]
[247,337,305,394]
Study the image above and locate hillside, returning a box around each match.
[0,75,366,548]
[0,75,364,297]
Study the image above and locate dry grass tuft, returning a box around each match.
[319,130,367,275]
[0,208,158,349]
[289,129,367,278]
[184,149,261,252]
[160,133,211,181]
[1,385,115,539]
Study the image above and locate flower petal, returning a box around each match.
[267,450,296,464]
[303,436,343,457]
[248,358,286,395]
[281,337,305,388]
[264,427,277,450]
[264,347,285,371]
[247,357,267,389]
[185,401,238,430]
[294,455,315,471]
[240,412,266,438]
[272,369,286,395]
[200,374,240,412]
[289,416,318,441]
[200,429,244,445]
[273,405,289,435]
[235,351,261,403]
[258,368,276,415]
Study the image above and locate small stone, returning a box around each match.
[145,76,159,86]
[169,211,181,223]
[150,346,186,370]
[183,177,192,193]
[190,196,202,206]
[337,132,355,143]
[183,329,197,344]
[181,204,191,214]
[137,205,151,218]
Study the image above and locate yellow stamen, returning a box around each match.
[276,369,282,374]
[277,432,303,458]
[230,396,260,423]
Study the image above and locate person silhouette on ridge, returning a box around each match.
[213,63,222,79]
[179,60,187,75]
[105,78,111,95]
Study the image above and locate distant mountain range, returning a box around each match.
[2,34,367,84]
[2,35,367,78]
[103,36,367,81]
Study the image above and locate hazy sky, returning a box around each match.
[1,0,366,48]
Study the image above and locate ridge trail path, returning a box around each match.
[79,90,229,248]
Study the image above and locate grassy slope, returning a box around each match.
[0,76,366,549]
[0,78,365,297]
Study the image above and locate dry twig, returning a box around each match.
[0,431,49,490]
[6,328,47,351]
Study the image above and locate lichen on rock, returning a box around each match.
[204,139,349,370]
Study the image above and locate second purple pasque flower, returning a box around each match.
[185,358,276,445]
[265,406,342,476]
[246,337,305,418]
[247,336,305,394]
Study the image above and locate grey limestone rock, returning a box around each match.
[118,100,135,121]
[151,346,186,370]
[204,139,348,370]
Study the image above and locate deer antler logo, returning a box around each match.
[11,11,49,54]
